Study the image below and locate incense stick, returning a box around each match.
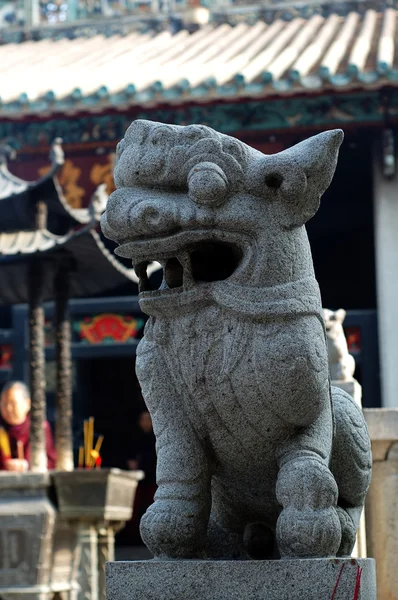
[78,446,84,469]
[89,435,104,468]
[82,419,103,469]
[93,434,104,456]
[84,420,89,467]
[87,417,94,468]
[17,440,24,461]
[0,427,11,458]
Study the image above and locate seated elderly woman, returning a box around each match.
[0,381,56,472]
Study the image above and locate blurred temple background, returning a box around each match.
[0,0,397,550]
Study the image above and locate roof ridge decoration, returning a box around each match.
[0,139,105,234]
[0,137,64,201]
[0,141,143,304]
[0,144,16,165]
[1,89,397,150]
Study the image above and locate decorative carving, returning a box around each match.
[74,314,145,344]
[39,159,85,208]
[90,155,116,196]
[1,90,397,149]
[324,308,356,382]
[0,344,12,369]
[102,120,372,560]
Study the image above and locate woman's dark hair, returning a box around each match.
[1,380,30,401]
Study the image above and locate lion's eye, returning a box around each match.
[265,173,283,189]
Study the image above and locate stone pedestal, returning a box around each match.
[106,558,376,600]
[97,526,115,600]
[0,473,56,600]
[52,469,143,600]
[50,517,81,600]
[364,409,398,600]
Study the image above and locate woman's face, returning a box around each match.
[0,387,30,426]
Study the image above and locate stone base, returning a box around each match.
[106,558,376,600]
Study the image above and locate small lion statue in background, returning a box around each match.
[324,308,356,382]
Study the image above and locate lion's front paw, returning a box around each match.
[276,507,341,558]
[140,501,207,558]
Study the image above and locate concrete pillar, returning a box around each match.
[24,0,40,27]
[97,526,115,600]
[77,525,99,600]
[67,0,79,21]
[364,408,398,599]
[373,139,398,407]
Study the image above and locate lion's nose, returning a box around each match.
[188,162,228,207]
[129,202,178,236]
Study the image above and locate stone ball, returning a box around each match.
[188,162,228,207]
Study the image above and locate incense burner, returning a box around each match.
[101,120,372,560]
[53,468,143,521]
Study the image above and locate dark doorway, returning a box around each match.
[74,356,145,469]
[306,129,376,310]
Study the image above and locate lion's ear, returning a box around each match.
[334,308,347,323]
[267,130,343,229]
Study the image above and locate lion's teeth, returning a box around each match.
[178,251,194,288]
[159,278,169,290]
[158,260,169,291]
[135,261,151,292]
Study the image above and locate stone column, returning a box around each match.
[97,526,116,600]
[54,266,74,472]
[67,0,79,20]
[28,259,48,473]
[364,408,398,600]
[24,0,40,26]
[373,141,398,408]
[78,525,99,600]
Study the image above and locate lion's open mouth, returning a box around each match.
[135,241,243,294]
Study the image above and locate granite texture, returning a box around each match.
[324,308,356,381]
[106,558,376,600]
[101,120,372,560]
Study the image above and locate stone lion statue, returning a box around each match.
[101,120,372,561]
[324,308,356,382]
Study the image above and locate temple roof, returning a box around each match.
[0,225,139,304]
[0,140,105,235]
[0,7,397,117]
[0,142,142,304]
